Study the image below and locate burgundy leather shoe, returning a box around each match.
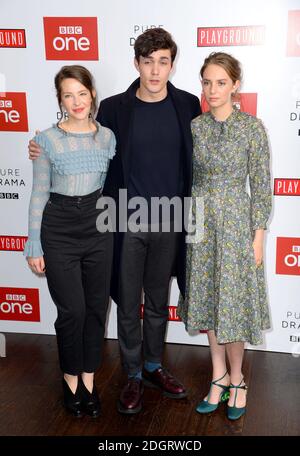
[118,378,144,414]
[142,367,187,399]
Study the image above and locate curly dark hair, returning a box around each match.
[134,28,177,63]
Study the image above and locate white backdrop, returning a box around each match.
[1,0,300,354]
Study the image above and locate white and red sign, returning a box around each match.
[140,304,181,322]
[43,17,99,60]
[287,10,300,57]
[0,29,26,48]
[276,237,300,276]
[201,93,257,116]
[197,25,265,47]
[274,179,300,196]
[0,287,40,322]
[0,236,28,252]
[0,92,29,132]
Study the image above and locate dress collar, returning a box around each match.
[208,106,238,126]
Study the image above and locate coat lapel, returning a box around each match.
[168,81,193,196]
[118,79,139,186]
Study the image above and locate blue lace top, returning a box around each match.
[24,122,116,258]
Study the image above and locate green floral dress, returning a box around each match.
[177,108,272,345]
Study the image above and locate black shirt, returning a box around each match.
[128,94,183,223]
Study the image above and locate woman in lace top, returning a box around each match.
[177,53,272,420]
[24,65,116,418]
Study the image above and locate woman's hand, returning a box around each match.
[27,256,45,274]
[253,229,264,267]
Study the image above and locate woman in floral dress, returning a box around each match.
[177,52,272,420]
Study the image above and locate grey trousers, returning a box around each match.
[117,225,179,375]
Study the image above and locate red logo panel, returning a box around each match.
[274,179,300,196]
[0,29,26,48]
[140,305,181,322]
[287,10,300,56]
[276,237,300,276]
[197,26,265,47]
[0,92,29,132]
[201,93,257,116]
[0,287,40,322]
[43,17,99,60]
[0,236,28,251]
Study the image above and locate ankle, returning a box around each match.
[128,371,142,381]
[144,361,161,373]
[82,372,95,393]
[63,374,78,394]
[230,374,244,386]
[212,370,229,383]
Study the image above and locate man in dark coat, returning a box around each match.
[97,28,201,414]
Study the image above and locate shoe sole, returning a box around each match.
[117,400,142,415]
[89,412,101,418]
[227,410,246,420]
[143,378,188,399]
[83,408,101,418]
[195,404,219,414]
[65,407,84,418]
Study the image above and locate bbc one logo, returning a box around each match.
[197,25,265,47]
[0,287,40,322]
[201,93,257,116]
[0,93,29,132]
[287,10,300,57]
[276,237,300,275]
[43,17,99,60]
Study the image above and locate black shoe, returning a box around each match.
[62,377,83,418]
[80,378,101,418]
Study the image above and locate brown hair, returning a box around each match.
[134,28,177,63]
[200,52,242,85]
[54,65,98,133]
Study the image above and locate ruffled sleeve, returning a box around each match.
[23,132,52,258]
[248,119,272,230]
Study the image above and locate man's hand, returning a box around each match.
[27,256,45,274]
[28,130,41,160]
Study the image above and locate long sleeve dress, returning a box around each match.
[177,108,272,345]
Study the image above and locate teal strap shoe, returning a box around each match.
[227,378,248,420]
[196,371,230,414]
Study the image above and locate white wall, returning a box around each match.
[1,0,300,354]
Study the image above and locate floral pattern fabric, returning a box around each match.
[177,108,272,345]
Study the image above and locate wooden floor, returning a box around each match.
[0,333,299,437]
